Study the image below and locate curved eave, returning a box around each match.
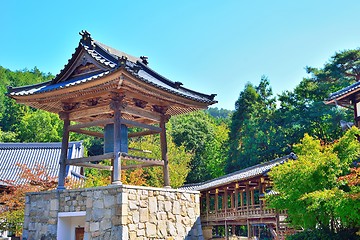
[8,71,113,99]
[10,67,216,107]
[136,61,217,104]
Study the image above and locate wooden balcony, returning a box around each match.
[201,204,287,225]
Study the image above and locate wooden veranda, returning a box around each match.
[182,153,297,239]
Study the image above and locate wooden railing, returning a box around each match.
[201,205,287,222]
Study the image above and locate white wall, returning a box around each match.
[57,212,87,240]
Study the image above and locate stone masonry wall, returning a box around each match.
[23,185,203,240]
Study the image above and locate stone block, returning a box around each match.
[137,228,145,236]
[93,199,104,208]
[139,208,148,222]
[187,207,195,219]
[100,219,112,230]
[132,211,140,223]
[145,222,157,237]
[158,221,167,237]
[148,196,157,213]
[90,222,100,232]
[167,221,177,236]
[173,201,181,215]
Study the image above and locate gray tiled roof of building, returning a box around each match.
[180,153,297,191]
[326,81,360,101]
[0,141,84,186]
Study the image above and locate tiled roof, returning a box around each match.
[180,153,297,191]
[0,141,84,186]
[7,30,217,105]
[326,81,360,102]
[9,71,111,96]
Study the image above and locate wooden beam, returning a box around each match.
[128,130,158,138]
[120,119,161,132]
[121,154,164,166]
[65,153,114,164]
[70,128,104,138]
[121,163,156,169]
[69,104,112,120]
[68,118,114,131]
[123,105,162,122]
[72,162,113,170]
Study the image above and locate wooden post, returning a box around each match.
[206,191,210,213]
[234,184,239,210]
[246,183,250,212]
[111,100,122,185]
[160,115,170,187]
[259,178,264,210]
[215,189,219,212]
[251,189,254,207]
[240,190,243,207]
[58,112,70,190]
[230,190,234,210]
[224,187,228,210]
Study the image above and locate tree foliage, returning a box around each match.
[226,49,359,174]
[170,111,229,183]
[267,128,360,234]
[226,77,278,172]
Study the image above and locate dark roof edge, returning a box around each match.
[182,153,297,189]
[7,81,51,95]
[137,61,217,102]
[0,141,83,149]
[326,81,360,101]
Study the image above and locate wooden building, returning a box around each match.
[7,30,217,190]
[182,153,297,240]
[325,81,360,126]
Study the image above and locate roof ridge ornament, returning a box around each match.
[140,56,149,65]
[79,30,94,49]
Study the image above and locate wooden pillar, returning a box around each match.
[259,178,264,210]
[160,115,170,187]
[240,190,243,207]
[247,219,251,238]
[58,112,70,190]
[234,188,238,210]
[246,183,250,210]
[230,190,234,210]
[224,187,228,210]
[251,189,254,207]
[215,189,219,212]
[111,100,122,184]
[206,191,210,213]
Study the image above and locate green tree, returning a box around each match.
[129,131,192,188]
[226,77,277,172]
[268,128,360,235]
[16,110,62,142]
[170,111,228,183]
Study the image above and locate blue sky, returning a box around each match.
[2,1,360,110]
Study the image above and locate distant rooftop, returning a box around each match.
[0,141,84,186]
[181,153,297,191]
